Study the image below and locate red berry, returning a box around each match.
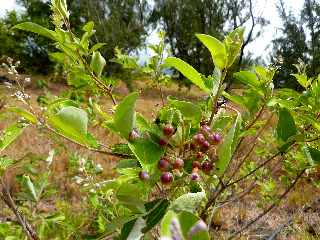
[139,171,150,181]
[201,141,210,151]
[159,138,168,146]
[158,158,171,171]
[128,129,140,141]
[163,124,175,136]
[201,161,213,173]
[173,158,184,169]
[160,172,173,184]
[208,133,222,145]
[193,133,205,145]
[192,161,201,169]
[191,172,200,181]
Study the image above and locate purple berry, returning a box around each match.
[193,133,205,145]
[128,129,140,141]
[139,171,150,181]
[159,138,168,146]
[201,141,210,151]
[208,133,222,145]
[158,158,171,171]
[163,124,175,136]
[201,161,213,173]
[173,158,184,170]
[191,172,200,181]
[160,172,173,184]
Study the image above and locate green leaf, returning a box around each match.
[47,106,98,148]
[276,108,297,143]
[6,107,37,124]
[143,199,169,233]
[217,114,242,175]
[168,99,202,125]
[164,57,209,92]
[303,145,320,166]
[90,51,106,77]
[170,191,205,213]
[117,183,146,214]
[224,27,244,67]
[234,71,260,88]
[22,175,38,202]
[0,157,14,174]
[106,92,139,139]
[0,122,29,153]
[90,43,107,53]
[291,73,308,88]
[119,218,145,240]
[128,138,164,172]
[196,34,227,70]
[12,22,56,40]
[161,211,209,240]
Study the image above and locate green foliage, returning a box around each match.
[1,2,319,240]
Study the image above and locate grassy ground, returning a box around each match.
[0,72,320,239]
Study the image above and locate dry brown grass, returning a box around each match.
[1,77,320,239]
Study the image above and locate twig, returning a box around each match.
[1,178,39,240]
[209,70,227,125]
[228,169,306,239]
[266,217,293,240]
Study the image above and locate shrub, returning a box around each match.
[0,0,319,239]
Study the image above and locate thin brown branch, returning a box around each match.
[238,0,255,69]
[228,169,306,239]
[1,179,38,240]
[209,70,227,125]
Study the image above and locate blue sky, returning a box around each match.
[1,0,305,62]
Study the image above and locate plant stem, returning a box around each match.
[1,178,39,240]
[209,69,227,125]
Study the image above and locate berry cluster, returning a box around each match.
[189,124,222,180]
[158,123,175,147]
[137,123,222,185]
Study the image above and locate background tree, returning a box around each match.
[0,0,53,73]
[149,0,267,87]
[272,0,320,90]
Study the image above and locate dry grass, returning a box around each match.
[0,75,320,239]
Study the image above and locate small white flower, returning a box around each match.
[25,77,31,83]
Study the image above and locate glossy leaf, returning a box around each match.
[234,71,260,88]
[217,114,242,175]
[224,27,244,67]
[6,107,37,124]
[303,145,320,166]
[0,122,29,153]
[170,191,206,213]
[164,57,209,92]
[196,34,227,70]
[161,211,209,240]
[90,51,106,77]
[168,99,202,125]
[128,138,164,172]
[47,106,98,148]
[106,92,139,139]
[22,175,38,202]
[276,108,297,143]
[13,22,56,40]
